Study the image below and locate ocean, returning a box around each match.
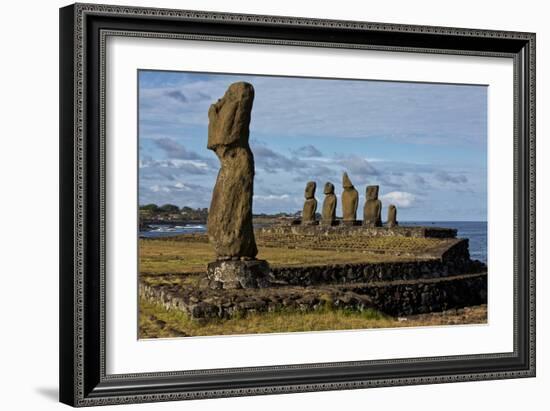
[140,221,487,264]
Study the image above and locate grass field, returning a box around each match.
[139,297,487,338]
[139,233,440,275]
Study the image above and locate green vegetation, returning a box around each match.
[139,297,487,338]
[140,203,161,212]
[139,297,394,338]
[158,203,180,213]
[139,204,209,222]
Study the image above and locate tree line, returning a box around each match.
[139,204,208,220]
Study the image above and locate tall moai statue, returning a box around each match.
[387,204,398,228]
[302,181,318,225]
[363,185,382,227]
[321,182,337,225]
[206,82,270,289]
[341,172,359,225]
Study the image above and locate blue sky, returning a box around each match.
[138,70,487,221]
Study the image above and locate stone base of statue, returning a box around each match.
[320,219,338,226]
[207,259,271,289]
[342,220,361,226]
[363,222,382,228]
[301,220,319,226]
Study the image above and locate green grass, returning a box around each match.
[140,297,396,337]
[139,297,487,338]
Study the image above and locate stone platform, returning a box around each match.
[140,272,487,320]
[259,224,457,239]
[140,236,487,320]
[140,226,487,322]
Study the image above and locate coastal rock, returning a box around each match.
[206,82,258,259]
[387,204,398,228]
[363,185,382,227]
[302,181,318,225]
[321,182,337,225]
[341,172,359,224]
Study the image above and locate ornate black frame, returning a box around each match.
[59,3,536,407]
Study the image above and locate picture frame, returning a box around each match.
[59,2,535,407]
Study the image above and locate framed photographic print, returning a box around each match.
[59,3,536,407]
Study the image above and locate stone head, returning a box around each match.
[305,181,316,199]
[342,172,354,190]
[366,185,379,200]
[324,182,335,195]
[389,204,396,212]
[207,82,255,150]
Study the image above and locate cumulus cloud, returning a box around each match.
[434,170,468,184]
[148,181,204,194]
[292,164,337,184]
[253,145,301,172]
[154,138,205,160]
[340,156,379,179]
[253,194,290,201]
[380,191,416,208]
[140,157,212,175]
[292,145,323,158]
[412,174,427,185]
[252,193,302,214]
[165,90,188,103]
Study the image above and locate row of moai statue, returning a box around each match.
[302,172,398,228]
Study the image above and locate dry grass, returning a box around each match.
[139,240,215,274]
[139,235,434,275]
[139,298,487,338]
[257,233,445,253]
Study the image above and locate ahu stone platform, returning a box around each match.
[140,272,487,320]
[259,224,457,239]
[140,232,487,321]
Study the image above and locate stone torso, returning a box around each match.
[342,188,358,221]
[364,200,382,227]
[206,82,258,259]
[387,204,398,228]
[363,185,382,227]
[302,198,318,223]
[322,194,337,223]
[208,147,257,258]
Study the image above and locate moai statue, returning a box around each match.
[302,181,318,225]
[387,204,398,228]
[363,185,382,227]
[206,82,270,289]
[321,182,337,225]
[341,172,359,225]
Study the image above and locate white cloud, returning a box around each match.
[380,191,416,208]
[253,194,290,201]
[150,184,171,193]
